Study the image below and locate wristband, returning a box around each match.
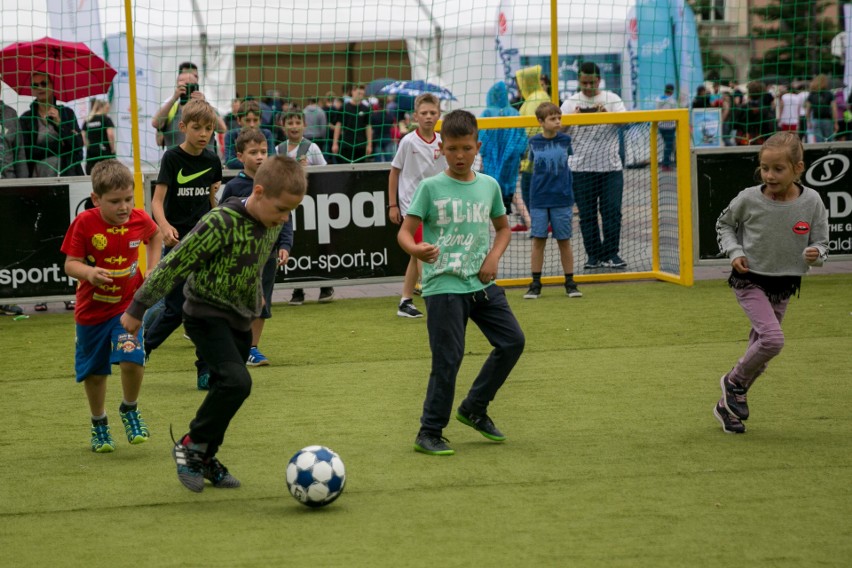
[387,204,398,210]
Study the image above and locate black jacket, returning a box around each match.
[19,100,84,176]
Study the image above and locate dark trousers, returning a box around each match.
[420,286,525,435]
[660,128,675,167]
[184,314,253,456]
[143,248,207,374]
[573,170,624,263]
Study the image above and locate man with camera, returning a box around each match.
[560,61,628,270]
[152,63,226,150]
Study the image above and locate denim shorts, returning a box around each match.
[75,313,145,382]
[530,206,573,240]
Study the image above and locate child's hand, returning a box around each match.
[732,256,749,273]
[478,256,499,283]
[120,312,141,335]
[87,267,113,286]
[389,206,402,225]
[412,243,440,265]
[160,223,180,247]
[278,249,290,266]
[803,247,820,264]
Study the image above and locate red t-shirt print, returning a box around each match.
[792,221,811,235]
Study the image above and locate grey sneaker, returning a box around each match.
[720,374,749,420]
[397,299,423,318]
[601,255,627,268]
[456,407,506,442]
[414,433,455,456]
[203,456,241,488]
[289,289,305,306]
[171,432,206,492]
[318,287,335,303]
[0,304,23,316]
[713,402,746,434]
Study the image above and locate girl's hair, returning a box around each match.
[86,99,109,123]
[810,74,829,92]
[756,131,804,180]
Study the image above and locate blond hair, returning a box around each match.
[86,99,109,123]
[180,99,218,128]
[414,93,440,110]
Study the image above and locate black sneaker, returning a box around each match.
[171,431,206,492]
[720,374,749,420]
[713,402,746,434]
[0,304,23,316]
[456,407,506,442]
[203,456,241,488]
[565,284,583,298]
[318,287,335,303]
[523,283,542,299]
[289,289,305,306]
[583,258,602,269]
[414,433,455,456]
[397,299,423,318]
[601,255,627,268]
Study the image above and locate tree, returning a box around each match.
[749,0,841,81]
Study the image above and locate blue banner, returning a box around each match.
[635,0,677,110]
[670,1,704,108]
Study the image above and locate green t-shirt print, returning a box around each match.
[407,172,506,296]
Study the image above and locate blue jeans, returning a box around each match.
[420,286,525,435]
[573,171,624,263]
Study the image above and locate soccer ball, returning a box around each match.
[285,445,346,508]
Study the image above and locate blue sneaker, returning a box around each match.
[91,423,115,453]
[246,346,269,367]
[120,408,150,444]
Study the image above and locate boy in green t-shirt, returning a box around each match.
[398,110,526,456]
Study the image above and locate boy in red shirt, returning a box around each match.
[61,160,163,452]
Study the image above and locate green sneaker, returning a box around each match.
[456,407,506,442]
[91,423,115,453]
[414,433,455,456]
[120,408,150,444]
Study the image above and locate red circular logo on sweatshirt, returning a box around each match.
[792,221,810,235]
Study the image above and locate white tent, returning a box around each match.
[2,0,635,114]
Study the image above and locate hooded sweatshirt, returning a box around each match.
[479,82,527,197]
[126,196,282,331]
[515,65,552,172]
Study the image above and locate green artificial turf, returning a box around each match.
[1,276,850,567]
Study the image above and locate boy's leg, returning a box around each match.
[111,318,150,443]
[76,319,116,452]
[530,238,546,273]
[420,294,468,436]
[183,315,253,457]
[83,375,109,418]
[401,255,419,299]
[599,171,624,263]
[557,239,574,275]
[462,285,525,416]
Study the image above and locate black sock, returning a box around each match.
[92,415,108,426]
[119,402,137,413]
[565,273,575,285]
[532,272,542,284]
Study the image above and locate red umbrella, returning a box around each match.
[0,37,116,102]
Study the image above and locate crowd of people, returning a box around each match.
[691,74,850,145]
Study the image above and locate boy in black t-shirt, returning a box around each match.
[146,100,223,390]
[331,84,373,163]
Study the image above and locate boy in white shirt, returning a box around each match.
[388,94,447,318]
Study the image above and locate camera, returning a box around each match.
[180,83,199,104]
[578,106,600,113]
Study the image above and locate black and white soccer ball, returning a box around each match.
[285,445,346,508]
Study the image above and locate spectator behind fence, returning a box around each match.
[739,81,776,146]
[655,83,677,170]
[82,99,116,174]
[223,98,241,132]
[302,97,328,153]
[479,81,528,227]
[371,98,397,162]
[18,72,84,177]
[561,61,628,270]
[275,110,334,306]
[1,99,28,178]
[151,67,226,150]
[777,84,805,134]
[332,84,373,163]
[515,65,551,232]
[323,92,344,164]
[223,99,275,169]
[804,75,838,143]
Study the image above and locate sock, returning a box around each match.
[565,273,575,286]
[400,297,412,305]
[119,400,137,413]
[181,434,209,453]
[91,413,108,426]
[532,272,542,284]
[251,345,257,349]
